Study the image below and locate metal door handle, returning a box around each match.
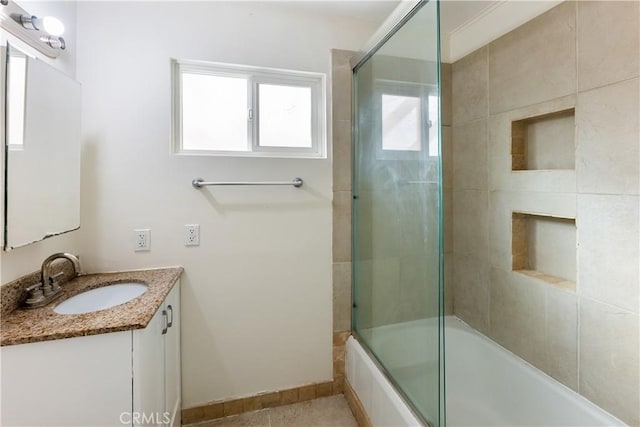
[167,305,173,328]
[161,309,168,335]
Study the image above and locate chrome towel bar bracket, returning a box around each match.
[192,177,303,189]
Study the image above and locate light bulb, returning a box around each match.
[20,15,65,36]
[35,16,65,36]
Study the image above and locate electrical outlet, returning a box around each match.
[134,229,150,251]
[184,224,199,246]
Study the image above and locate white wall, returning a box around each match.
[0,0,79,283]
[75,1,377,407]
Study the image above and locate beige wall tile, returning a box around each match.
[395,185,439,259]
[333,345,345,378]
[489,267,546,368]
[453,254,489,334]
[543,286,578,390]
[580,298,640,426]
[203,402,224,420]
[242,396,262,412]
[441,63,452,126]
[354,191,394,260]
[370,257,401,327]
[489,2,576,114]
[223,399,244,417]
[442,126,453,190]
[279,388,299,405]
[453,190,489,258]
[332,191,352,263]
[452,46,488,124]
[333,119,352,192]
[332,376,345,394]
[443,188,453,253]
[576,78,640,195]
[298,384,317,402]
[332,331,350,347]
[578,194,639,313]
[182,406,204,425]
[316,381,333,398]
[333,262,352,332]
[577,1,640,92]
[259,391,280,408]
[355,257,406,327]
[399,255,439,321]
[444,253,454,315]
[353,259,373,329]
[331,49,354,123]
[453,119,488,190]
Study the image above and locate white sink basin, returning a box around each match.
[54,282,148,315]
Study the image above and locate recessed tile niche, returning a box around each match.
[512,212,576,290]
[511,108,575,170]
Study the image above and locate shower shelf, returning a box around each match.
[511,108,575,171]
[512,212,576,290]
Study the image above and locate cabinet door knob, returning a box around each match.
[162,309,168,335]
[167,305,173,328]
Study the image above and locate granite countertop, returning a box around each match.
[1,267,183,346]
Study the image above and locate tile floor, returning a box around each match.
[185,395,358,427]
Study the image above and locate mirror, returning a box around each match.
[3,43,81,250]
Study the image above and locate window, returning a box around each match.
[376,80,439,159]
[381,93,422,152]
[172,59,326,158]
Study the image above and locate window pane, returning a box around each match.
[381,94,421,151]
[258,84,312,148]
[182,73,248,151]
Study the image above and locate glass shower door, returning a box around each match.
[352,1,444,425]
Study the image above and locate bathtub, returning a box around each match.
[346,316,625,426]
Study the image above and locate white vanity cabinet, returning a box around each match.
[133,282,181,427]
[0,281,181,427]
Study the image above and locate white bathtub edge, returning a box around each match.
[346,336,424,427]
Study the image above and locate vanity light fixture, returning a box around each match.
[0,1,64,58]
[40,35,65,50]
[20,15,65,36]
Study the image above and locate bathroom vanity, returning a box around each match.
[0,267,183,427]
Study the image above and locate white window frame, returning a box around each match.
[171,59,326,158]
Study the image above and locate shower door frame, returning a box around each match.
[350,1,445,426]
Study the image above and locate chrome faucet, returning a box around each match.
[23,253,82,309]
[41,252,81,288]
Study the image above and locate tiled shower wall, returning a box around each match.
[331,49,355,335]
[331,49,454,332]
[451,2,639,425]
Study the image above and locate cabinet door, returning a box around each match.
[1,332,131,426]
[132,301,166,427]
[164,282,181,427]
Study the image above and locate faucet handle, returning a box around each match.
[25,283,45,305]
[25,283,42,292]
[49,272,65,292]
[49,272,65,282]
